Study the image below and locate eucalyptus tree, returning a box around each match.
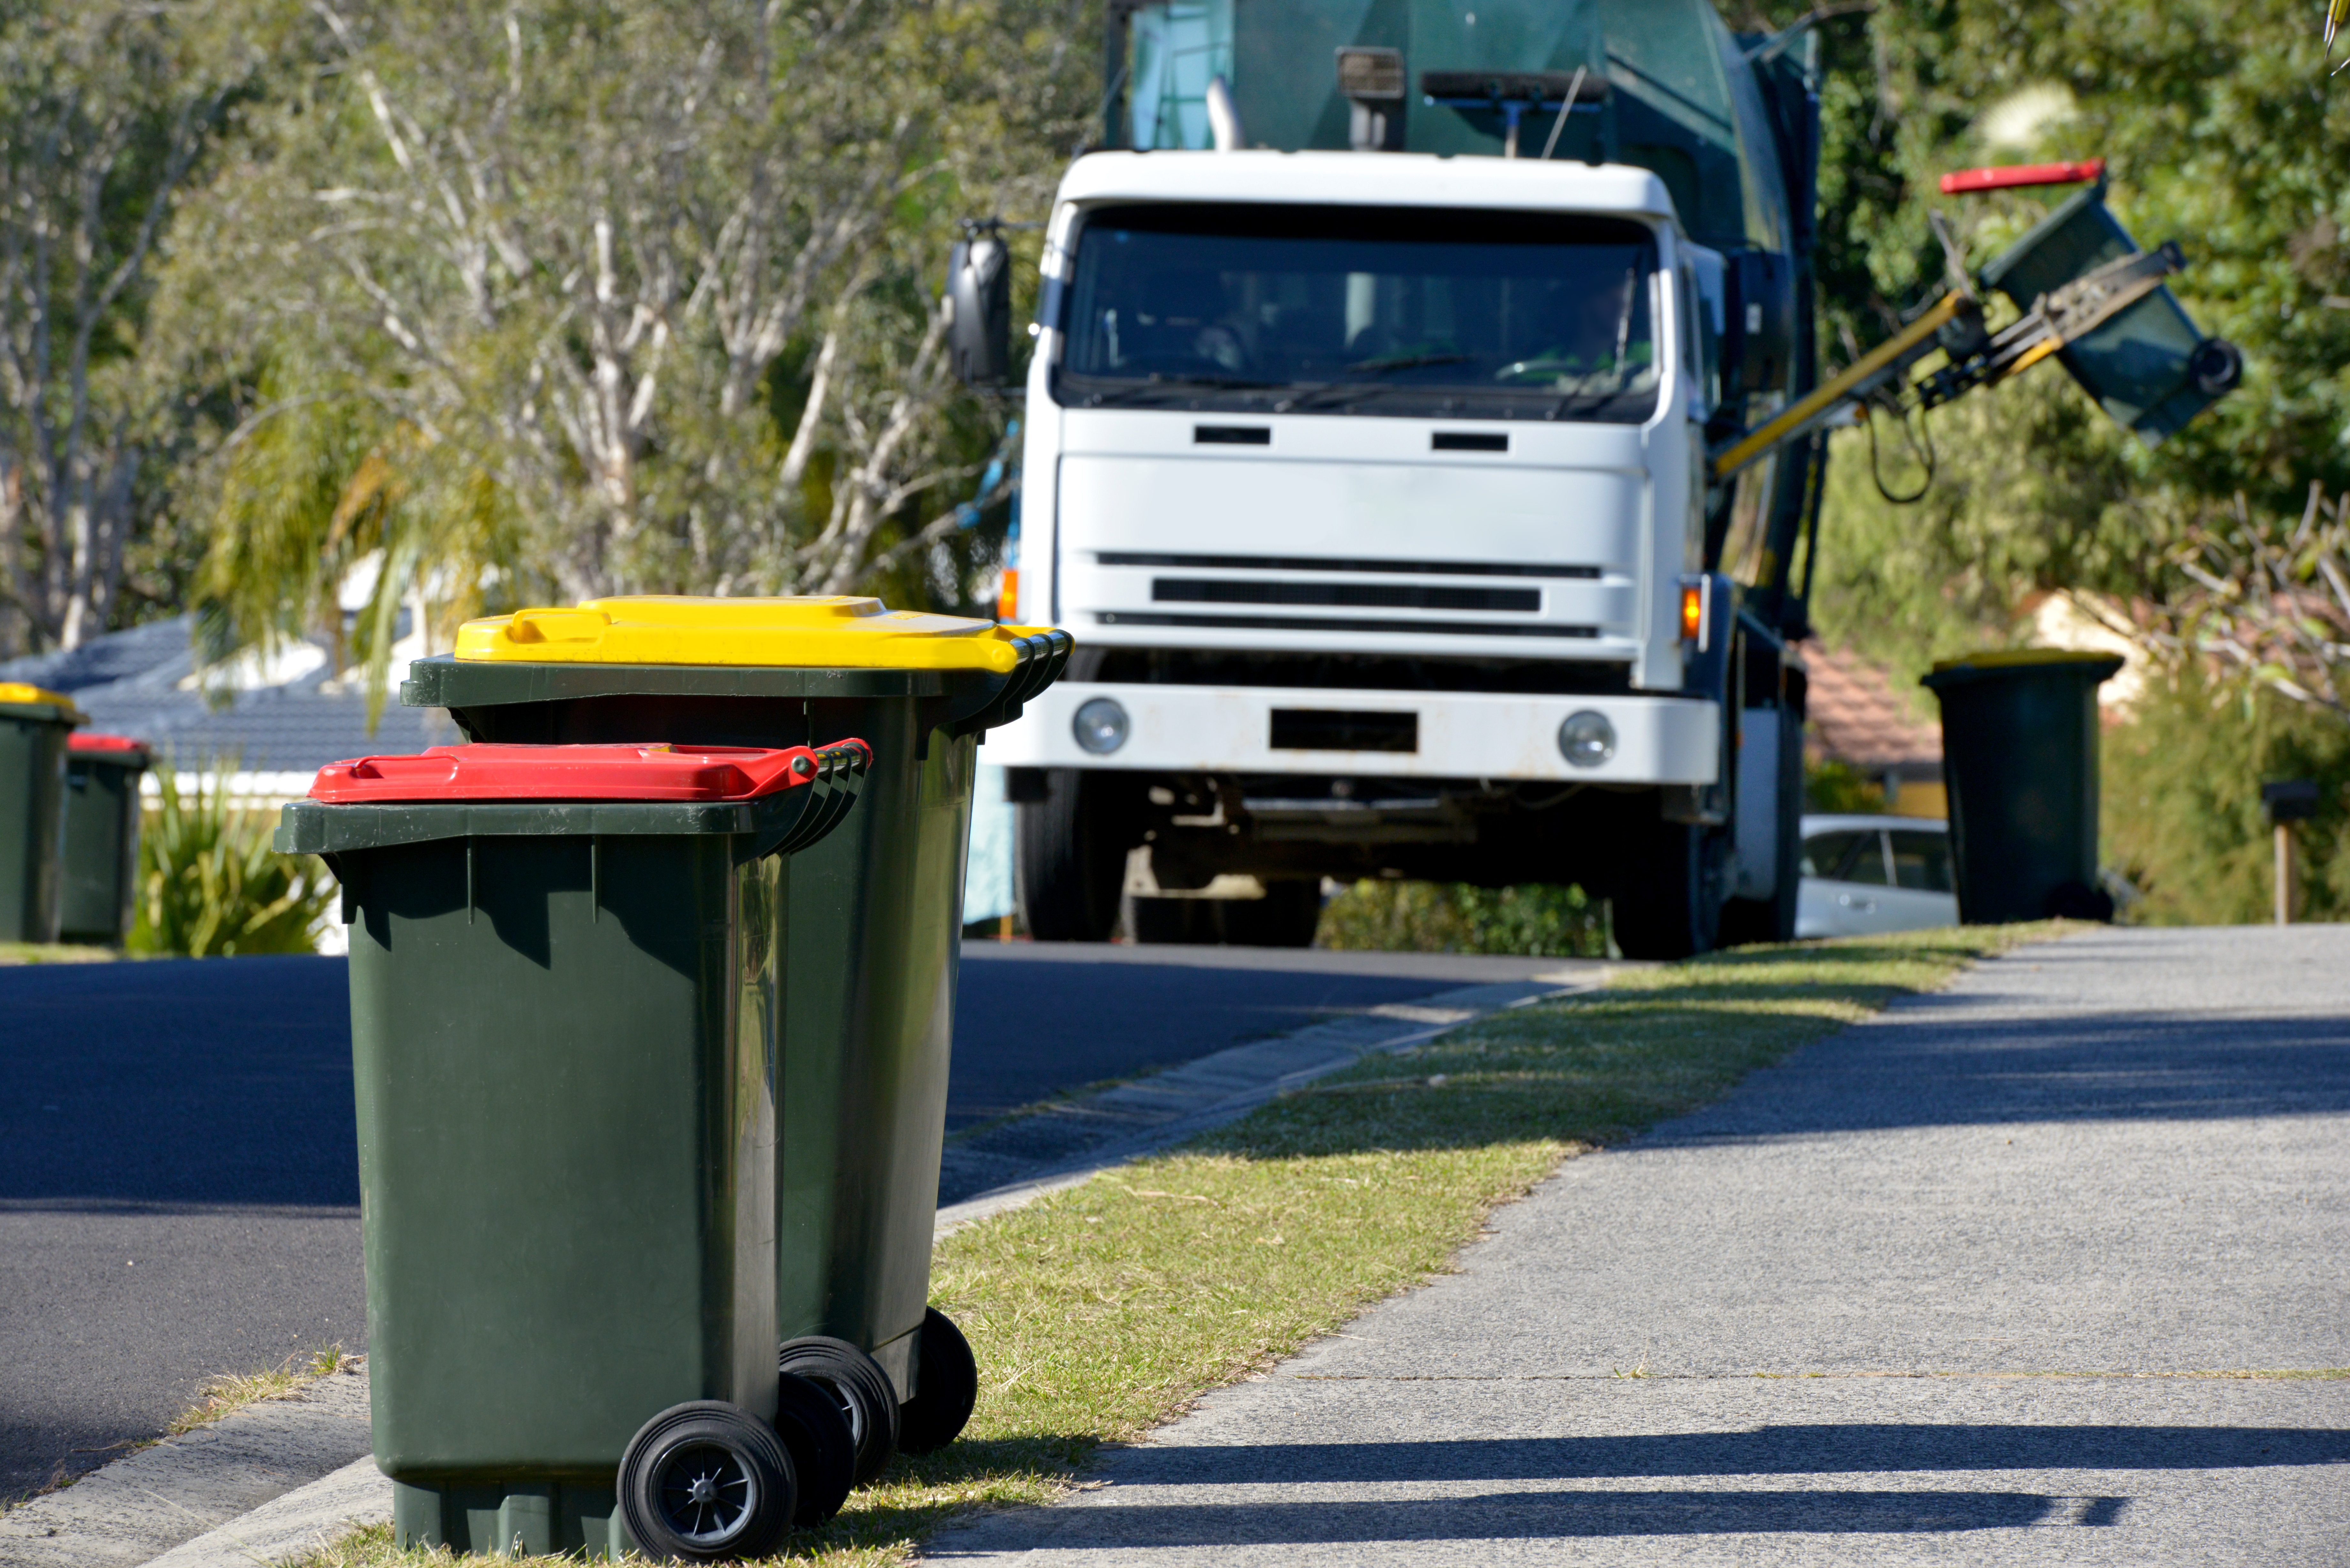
[0,3,260,654]
[175,0,1088,683]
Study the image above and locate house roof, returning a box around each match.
[0,616,454,773]
[1800,641,1943,772]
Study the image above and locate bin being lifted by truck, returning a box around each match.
[961,0,2239,958]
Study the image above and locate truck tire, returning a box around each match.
[1719,705,1803,947]
[1612,820,1729,961]
[1016,769,1128,942]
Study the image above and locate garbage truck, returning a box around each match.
[953,0,2240,958]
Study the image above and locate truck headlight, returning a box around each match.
[1073,697,1131,755]
[1558,710,1616,769]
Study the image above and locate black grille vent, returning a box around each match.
[1153,578,1538,613]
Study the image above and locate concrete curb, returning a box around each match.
[140,1459,389,1568]
[0,1363,371,1568]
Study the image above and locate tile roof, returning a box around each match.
[1800,641,1942,769]
[0,616,455,772]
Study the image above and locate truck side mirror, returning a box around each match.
[946,226,1012,387]
[1726,250,1796,395]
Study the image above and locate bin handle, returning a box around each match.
[944,628,1073,739]
[744,739,872,861]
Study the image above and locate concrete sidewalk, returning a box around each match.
[929,926,2350,1564]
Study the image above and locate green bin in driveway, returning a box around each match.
[399,596,1067,1474]
[0,682,83,944]
[276,739,869,1560]
[60,733,149,945]
[1921,650,2124,924]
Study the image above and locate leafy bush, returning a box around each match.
[1805,758,1888,815]
[2104,667,2350,925]
[128,769,337,957]
[1317,880,1609,958]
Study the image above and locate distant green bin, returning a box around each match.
[0,683,83,944]
[399,596,1068,1466]
[276,739,868,1560]
[1920,650,2124,924]
[60,734,150,945]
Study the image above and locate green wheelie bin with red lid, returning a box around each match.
[277,738,870,1559]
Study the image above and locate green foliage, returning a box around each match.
[1317,880,1609,959]
[1805,758,1887,815]
[128,769,336,957]
[2104,667,2350,925]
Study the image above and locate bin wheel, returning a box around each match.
[617,1400,795,1562]
[777,1336,900,1486]
[896,1307,979,1455]
[772,1372,857,1526]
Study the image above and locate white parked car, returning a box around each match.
[1796,814,1960,938]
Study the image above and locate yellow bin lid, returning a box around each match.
[455,596,1053,674]
[0,682,84,722]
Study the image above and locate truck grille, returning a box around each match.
[1152,578,1539,613]
[1097,611,1598,637]
[1099,550,1598,579]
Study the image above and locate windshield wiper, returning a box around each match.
[1343,351,1474,374]
[1071,373,1295,408]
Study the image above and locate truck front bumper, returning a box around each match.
[987,683,1720,785]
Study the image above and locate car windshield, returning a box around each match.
[1056,203,1661,422]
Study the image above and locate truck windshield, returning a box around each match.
[1056,203,1661,422]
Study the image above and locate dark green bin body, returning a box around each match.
[276,793,841,1558]
[0,697,77,944]
[1981,185,2225,446]
[1920,653,2123,924]
[60,743,148,944]
[400,647,1063,1404]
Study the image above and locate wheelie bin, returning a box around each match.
[1920,649,2125,923]
[275,739,871,1560]
[0,683,83,944]
[399,596,1069,1478]
[59,734,150,945]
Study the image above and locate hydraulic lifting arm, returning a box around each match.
[1711,159,2233,487]
[1712,240,2188,484]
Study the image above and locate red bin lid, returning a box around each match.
[307,741,869,804]
[70,733,148,755]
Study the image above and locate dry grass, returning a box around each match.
[0,941,118,964]
[169,1346,357,1436]
[287,927,2044,1567]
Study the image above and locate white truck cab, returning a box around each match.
[989,150,1799,957]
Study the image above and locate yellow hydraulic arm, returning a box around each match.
[1711,241,2186,484]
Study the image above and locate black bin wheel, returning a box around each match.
[618,1400,795,1562]
[778,1336,900,1485]
[897,1306,979,1455]
[773,1371,857,1525]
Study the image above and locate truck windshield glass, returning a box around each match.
[1057,204,1661,422]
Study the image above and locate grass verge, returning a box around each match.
[0,941,118,964]
[290,927,2044,1568]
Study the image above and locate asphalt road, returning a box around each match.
[0,940,1573,1504]
[935,925,2350,1566]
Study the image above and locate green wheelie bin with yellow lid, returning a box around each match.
[400,596,1069,1477]
[0,683,84,944]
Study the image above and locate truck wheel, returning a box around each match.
[1252,880,1325,947]
[1720,705,1803,947]
[1612,821,1729,960]
[1016,769,1127,941]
